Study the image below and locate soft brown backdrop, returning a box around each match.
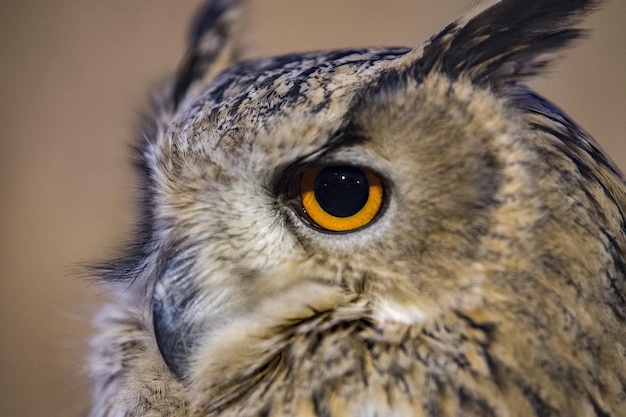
[1,1,624,416]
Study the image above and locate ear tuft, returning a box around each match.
[172,0,246,110]
[415,0,602,86]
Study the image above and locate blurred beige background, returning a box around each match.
[0,1,624,416]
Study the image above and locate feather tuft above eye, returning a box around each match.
[406,0,603,86]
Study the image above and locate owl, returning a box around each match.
[88,0,626,416]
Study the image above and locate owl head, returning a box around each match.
[91,0,626,415]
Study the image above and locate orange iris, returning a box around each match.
[300,166,383,232]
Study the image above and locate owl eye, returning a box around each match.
[298,165,384,232]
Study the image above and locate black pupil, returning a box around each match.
[314,166,369,217]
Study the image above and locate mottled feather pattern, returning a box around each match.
[89,0,626,416]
